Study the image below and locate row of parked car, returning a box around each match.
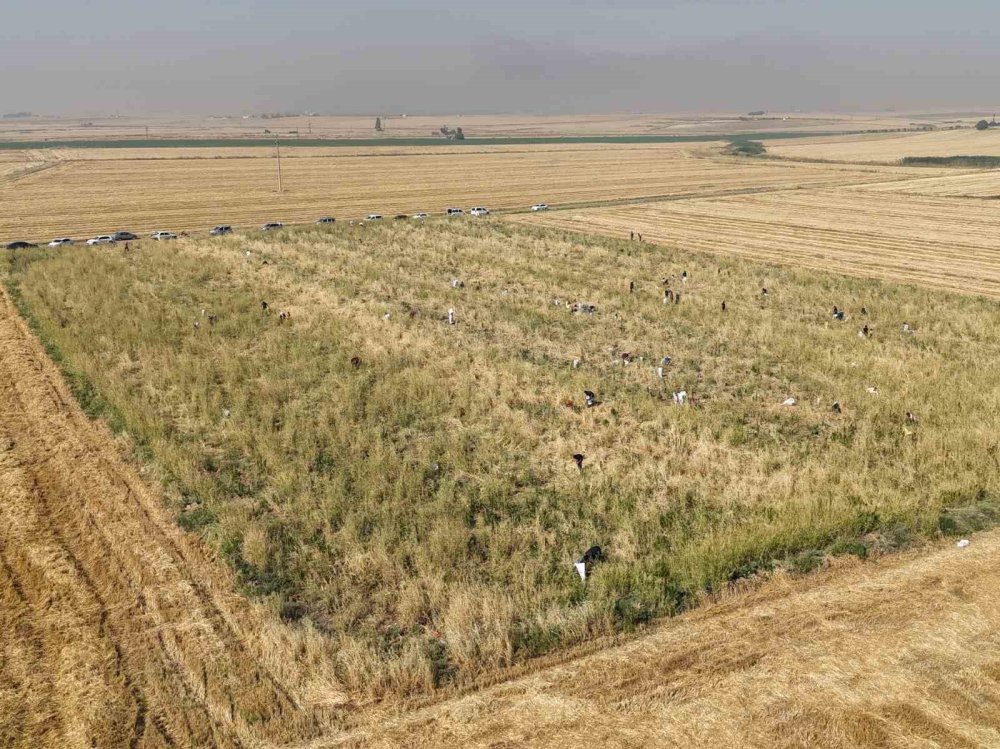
[5,230,169,249]
[3,203,552,250]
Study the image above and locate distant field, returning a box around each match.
[513,188,1000,297]
[0,111,937,143]
[767,128,1000,163]
[0,131,872,151]
[9,219,1000,702]
[849,169,1000,197]
[0,143,936,242]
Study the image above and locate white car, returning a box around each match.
[412,212,429,220]
[531,203,549,211]
[150,231,177,240]
[366,214,383,221]
[261,222,284,231]
[87,235,116,245]
[48,238,74,247]
[470,207,490,216]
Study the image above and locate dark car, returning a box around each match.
[316,217,336,225]
[210,225,232,235]
[393,214,409,220]
[5,240,37,250]
[113,231,138,241]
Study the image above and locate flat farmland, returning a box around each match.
[0,111,931,143]
[0,150,53,180]
[849,169,1000,197]
[0,143,942,242]
[512,188,1000,297]
[767,128,1000,163]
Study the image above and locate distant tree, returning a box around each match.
[454,127,465,140]
[976,119,990,131]
[375,117,383,132]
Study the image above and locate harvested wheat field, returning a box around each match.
[513,188,1000,297]
[0,142,946,242]
[0,286,347,747]
[767,128,1000,164]
[848,169,1000,198]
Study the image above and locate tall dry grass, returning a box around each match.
[7,218,1000,700]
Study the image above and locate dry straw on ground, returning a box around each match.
[515,187,1000,297]
[0,142,945,242]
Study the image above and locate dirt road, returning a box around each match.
[0,286,339,748]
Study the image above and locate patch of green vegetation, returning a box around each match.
[177,505,218,532]
[727,140,767,156]
[900,155,1000,168]
[937,491,1000,536]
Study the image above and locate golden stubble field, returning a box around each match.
[513,187,1000,297]
[767,127,1000,163]
[848,169,1000,197]
[0,142,946,242]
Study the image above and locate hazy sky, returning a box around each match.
[3,0,1000,115]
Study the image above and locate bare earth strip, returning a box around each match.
[318,533,1000,748]
[0,286,346,748]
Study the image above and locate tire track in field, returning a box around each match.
[0,286,341,748]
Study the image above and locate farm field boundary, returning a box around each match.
[0,282,345,748]
[310,529,1000,748]
[0,130,876,151]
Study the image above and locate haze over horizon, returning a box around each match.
[4,0,1000,116]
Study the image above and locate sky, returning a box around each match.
[3,0,1000,116]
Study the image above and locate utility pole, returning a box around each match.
[275,138,283,193]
